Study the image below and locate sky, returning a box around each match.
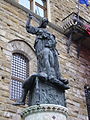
[19,0,30,9]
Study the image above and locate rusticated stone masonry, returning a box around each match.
[0,0,90,120]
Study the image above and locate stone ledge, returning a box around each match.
[20,104,68,118]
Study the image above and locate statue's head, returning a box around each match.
[39,18,48,28]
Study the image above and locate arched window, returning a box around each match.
[10,53,29,100]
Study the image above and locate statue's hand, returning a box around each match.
[28,13,33,19]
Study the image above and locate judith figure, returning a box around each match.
[26,14,62,81]
[13,14,69,106]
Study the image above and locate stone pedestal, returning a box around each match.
[20,104,68,120]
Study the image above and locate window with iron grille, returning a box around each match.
[85,86,90,120]
[10,53,29,100]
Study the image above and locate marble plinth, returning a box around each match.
[20,104,68,120]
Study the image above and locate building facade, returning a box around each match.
[0,0,90,120]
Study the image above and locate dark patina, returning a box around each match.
[13,14,69,107]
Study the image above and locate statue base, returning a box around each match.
[20,104,68,120]
[13,74,69,107]
[21,74,69,106]
[29,79,66,106]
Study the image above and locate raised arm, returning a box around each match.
[26,13,38,34]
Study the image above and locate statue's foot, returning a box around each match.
[49,78,70,90]
[60,79,69,85]
[56,80,70,90]
[63,84,70,89]
[12,101,25,106]
[38,72,48,80]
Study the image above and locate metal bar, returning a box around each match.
[62,12,76,21]
[35,77,40,105]
[35,2,47,10]
[11,76,24,82]
[67,31,73,53]
[77,0,80,20]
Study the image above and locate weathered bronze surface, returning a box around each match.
[13,14,69,106]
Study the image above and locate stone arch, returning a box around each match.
[8,39,37,75]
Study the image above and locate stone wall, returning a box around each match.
[0,0,90,120]
[50,0,90,25]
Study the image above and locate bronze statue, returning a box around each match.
[26,14,60,80]
[13,14,69,106]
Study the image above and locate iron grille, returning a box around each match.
[11,53,29,100]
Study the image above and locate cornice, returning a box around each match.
[20,104,68,118]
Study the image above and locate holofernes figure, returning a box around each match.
[13,13,69,106]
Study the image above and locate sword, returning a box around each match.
[28,13,40,24]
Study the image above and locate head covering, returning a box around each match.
[38,18,48,28]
